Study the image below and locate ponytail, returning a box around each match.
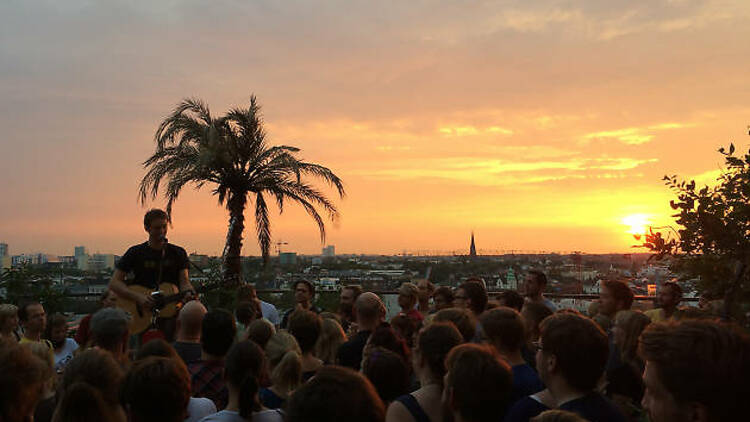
[238,374,260,419]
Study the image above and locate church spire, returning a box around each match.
[470,232,477,257]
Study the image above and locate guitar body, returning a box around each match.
[119,283,180,335]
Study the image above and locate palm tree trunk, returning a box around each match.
[223,192,247,287]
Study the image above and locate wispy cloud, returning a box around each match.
[583,122,691,145]
[438,125,513,137]
[352,156,657,186]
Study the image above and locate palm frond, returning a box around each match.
[254,192,272,261]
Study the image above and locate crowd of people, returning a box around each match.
[1,275,749,422]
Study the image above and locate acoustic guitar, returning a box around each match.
[118,283,193,335]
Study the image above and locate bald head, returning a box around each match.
[177,300,207,340]
[355,292,385,329]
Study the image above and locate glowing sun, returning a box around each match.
[622,214,650,235]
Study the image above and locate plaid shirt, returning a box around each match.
[188,360,227,410]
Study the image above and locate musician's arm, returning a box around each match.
[109,269,153,308]
[178,269,195,297]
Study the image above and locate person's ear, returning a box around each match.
[546,353,557,374]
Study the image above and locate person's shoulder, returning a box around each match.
[198,410,243,422]
[66,338,79,349]
[125,242,150,254]
[505,396,549,421]
[560,393,626,422]
[251,409,284,422]
[644,308,662,320]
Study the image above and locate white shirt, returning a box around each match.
[186,397,217,422]
[199,409,284,422]
[261,301,281,327]
[54,338,78,373]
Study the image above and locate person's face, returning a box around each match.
[295,284,312,303]
[3,313,18,331]
[642,361,689,422]
[51,324,67,343]
[340,289,356,308]
[417,281,431,301]
[434,294,452,311]
[658,288,679,308]
[398,293,415,310]
[102,291,118,308]
[524,274,541,297]
[23,304,46,333]
[145,218,168,241]
[599,286,617,317]
[454,288,469,310]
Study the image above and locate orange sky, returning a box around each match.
[1,1,749,256]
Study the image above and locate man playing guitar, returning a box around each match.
[108,209,195,341]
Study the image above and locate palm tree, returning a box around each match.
[139,96,345,285]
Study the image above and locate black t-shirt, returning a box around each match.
[337,329,372,371]
[173,341,202,365]
[116,242,189,289]
[559,392,626,422]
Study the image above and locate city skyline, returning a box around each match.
[2,2,749,256]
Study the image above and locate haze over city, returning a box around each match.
[2,1,749,256]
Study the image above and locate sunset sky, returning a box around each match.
[1,1,749,257]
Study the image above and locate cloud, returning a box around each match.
[438,125,513,137]
[583,121,691,145]
[351,156,657,186]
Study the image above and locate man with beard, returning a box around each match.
[338,285,362,332]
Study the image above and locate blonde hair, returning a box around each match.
[0,304,18,328]
[265,332,302,392]
[315,318,346,364]
[614,310,651,365]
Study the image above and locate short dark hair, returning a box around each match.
[445,343,513,422]
[342,285,363,299]
[61,348,123,408]
[602,280,634,310]
[294,280,315,297]
[362,347,409,403]
[286,365,385,422]
[235,301,256,326]
[662,281,683,298]
[433,286,454,302]
[639,320,750,422]
[417,322,463,380]
[18,302,42,322]
[540,313,608,391]
[135,338,179,361]
[528,270,548,286]
[225,341,267,418]
[90,308,129,350]
[496,290,524,311]
[458,281,488,314]
[201,309,236,357]
[120,357,191,422]
[434,308,476,343]
[480,307,526,353]
[143,209,169,228]
[288,310,322,354]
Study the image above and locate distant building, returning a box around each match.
[88,254,116,272]
[322,245,335,257]
[1,256,10,270]
[469,232,477,258]
[74,246,87,259]
[0,243,8,257]
[280,252,297,266]
[189,253,210,269]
